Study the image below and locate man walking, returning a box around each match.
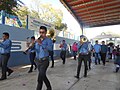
[0,32,13,80]
[59,40,67,64]
[75,35,90,79]
[35,26,52,90]
[101,41,108,66]
[24,36,37,73]
[49,39,55,68]
[93,40,101,65]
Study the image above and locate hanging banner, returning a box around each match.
[5,17,18,26]
[28,16,54,30]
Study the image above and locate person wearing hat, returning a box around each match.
[75,35,91,79]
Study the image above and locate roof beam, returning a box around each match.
[76,4,120,15]
[72,0,119,10]
[88,21,120,27]
[86,19,120,25]
[82,14,120,22]
[78,9,120,18]
[69,0,92,6]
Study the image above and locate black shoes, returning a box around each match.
[84,75,87,78]
[8,70,13,76]
[34,67,37,70]
[74,76,79,79]
[63,62,65,64]
[116,67,119,73]
[0,77,7,81]
[74,75,87,79]
[28,70,32,73]
[51,66,54,68]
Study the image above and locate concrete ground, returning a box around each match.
[0,57,120,90]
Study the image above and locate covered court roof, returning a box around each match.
[60,0,120,29]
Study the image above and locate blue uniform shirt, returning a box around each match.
[0,39,12,54]
[49,39,54,51]
[61,43,67,51]
[78,42,90,54]
[35,37,53,59]
[94,44,101,53]
[29,44,36,53]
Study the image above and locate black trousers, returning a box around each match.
[29,52,37,71]
[101,53,107,65]
[88,53,91,69]
[77,55,88,77]
[109,53,112,59]
[0,53,13,78]
[73,51,77,60]
[60,51,66,64]
[36,59,52,90]
[49,51,54,67]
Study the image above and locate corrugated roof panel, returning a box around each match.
[60,0,120,27]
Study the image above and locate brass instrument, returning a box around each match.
[23,36,42,54]
[23,28,56,54]
[81,36,88,43]
[23,42,35,54]
[46,28,56,43]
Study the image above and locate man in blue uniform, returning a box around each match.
[24,36,37,73]
[35,26,52,90]
[59,40,67,64]
[49,39,55,68]
[0,32,13,80]
[75,35,91,79]
[93,40,101,65]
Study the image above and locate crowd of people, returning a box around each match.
[0,26,120,90]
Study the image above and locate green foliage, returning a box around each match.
[14,6,30,28]
[55,23,67,31]
[39,4,63,27]
[0,0,17,15]
[30,0,67,31]
[11,0,68,30]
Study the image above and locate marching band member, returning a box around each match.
[75,35,91,79]
[0,32,13,80]
[23,36,37,73]
[49,39,55,68]
[59,40,67,64]
[35,26,52,90]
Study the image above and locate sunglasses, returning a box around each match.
[40,31,45,34]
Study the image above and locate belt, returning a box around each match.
[36,56,49,61]
[30,51,35,53]
[79,53,89,55]
[1,53,10,55]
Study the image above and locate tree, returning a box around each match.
[0,0,17,15]
[30,10,40,19]
[30,0,67,30]
[15,6,42,28]
[55,23,67,31]
[39,4,63,27]
[14,6,30,28]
